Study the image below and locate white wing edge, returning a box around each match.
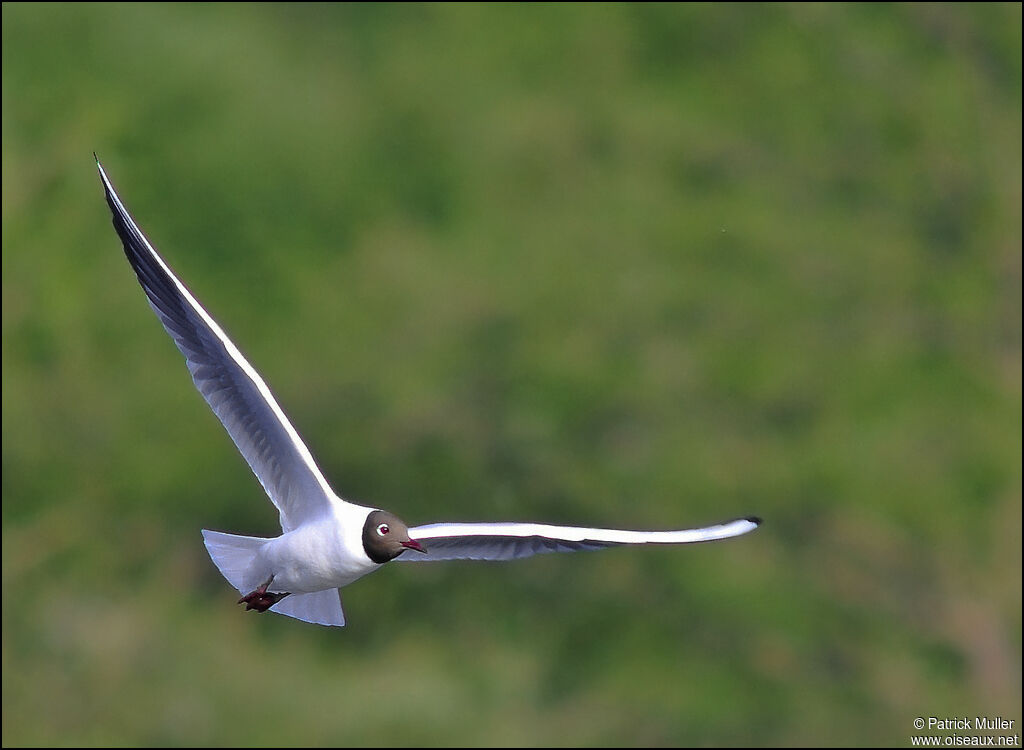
[409,516,762,545]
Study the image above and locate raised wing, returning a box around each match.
[396,517,761,562]
[98,158,339,532]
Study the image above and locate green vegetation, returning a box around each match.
[3,3,1020,746]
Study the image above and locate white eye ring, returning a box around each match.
[376,523,390,536]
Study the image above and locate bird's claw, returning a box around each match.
[238,577,290,612]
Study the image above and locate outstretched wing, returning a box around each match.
[98,158,341,532]
[395,517,761,562]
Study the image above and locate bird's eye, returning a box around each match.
[376,523,390,536]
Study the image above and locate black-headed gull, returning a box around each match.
[97,158,761,627]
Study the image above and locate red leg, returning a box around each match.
[237,576,290,612]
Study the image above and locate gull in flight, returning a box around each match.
[97,157,761,627]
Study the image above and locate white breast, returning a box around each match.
[258,504,379,593]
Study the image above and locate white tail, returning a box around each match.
[271,589,346,627]
[201,529,347,627]
[201,529,268,593]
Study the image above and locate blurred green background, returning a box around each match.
[3,3,1020,746]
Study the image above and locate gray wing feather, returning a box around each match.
[396,518,761,562]
[98,160,338,532]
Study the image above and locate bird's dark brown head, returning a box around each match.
[362,510,426,564]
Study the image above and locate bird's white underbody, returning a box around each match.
[97,157,761,627]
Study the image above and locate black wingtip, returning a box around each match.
[94,153,108,186]
[746,516,763,526]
